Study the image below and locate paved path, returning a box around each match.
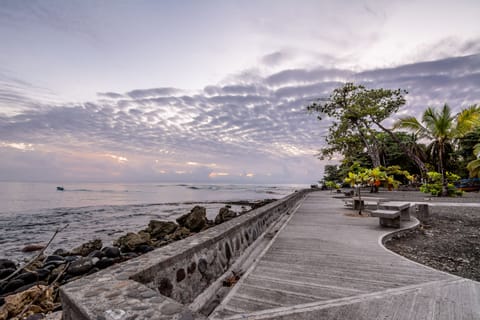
[210,191,480,319]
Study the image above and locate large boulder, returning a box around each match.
[145,220,178,239]
[114,232,152,253]
[70,239,102,257]
[214,207,237,224]
[176,206,207,232]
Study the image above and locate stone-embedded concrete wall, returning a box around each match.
[60,189,310,320]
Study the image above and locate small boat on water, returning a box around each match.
[56,186,65,191]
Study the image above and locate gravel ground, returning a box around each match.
[381,191,480,281]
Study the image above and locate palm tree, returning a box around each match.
[394,104,480,196]
[467,144,480,177]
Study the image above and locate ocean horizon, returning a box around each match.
[0,182,306,262]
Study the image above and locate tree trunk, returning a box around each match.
[374,121,427,177]
[439,141,448,196]
[358,128,382,167]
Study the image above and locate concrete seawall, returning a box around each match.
[60,189,310,320]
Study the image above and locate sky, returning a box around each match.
[0,0,479,183]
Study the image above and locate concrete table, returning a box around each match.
[378,201,411,221]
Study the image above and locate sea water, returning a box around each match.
[0,182,304,261]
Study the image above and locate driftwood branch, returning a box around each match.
[2,224,69,282]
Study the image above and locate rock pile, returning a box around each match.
[0,203,264,319]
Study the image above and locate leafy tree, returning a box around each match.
[307,83,427,175]
[467,144,480,177]
[394,104,480,195]
[323,165,341,182]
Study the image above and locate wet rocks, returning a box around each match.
[113,231,152,252]
[70,239,102,257]
[0,259,16,271]
[215,207,237,224]
[176,206,207,232]
[101,246,120,258]
[146,220,178,239]
[21,244,45,253]
[166,227,191,241]
[67,257,95,276]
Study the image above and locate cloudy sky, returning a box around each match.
[0,0,479,183]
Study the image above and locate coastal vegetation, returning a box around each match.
[310,82,480,196]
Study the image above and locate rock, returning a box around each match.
[166,227,191,241]
[21,244,45,252]
[14,272,37,285]
[114,232,152,253]
[0,259,16,270]
[64,256,80,263]
[0,268,15,279]
[52,248,69,256]
[176,206,207,232]
[88,250,104,259]
[0,284,54,320]
[214,207,237,224]
[67,257,94,276]
[44,255,66,264]
[121,252,139,260]
[95,258,115,269]
[145,220,178,239]
[101,246,121,258]
[26,314,44,320]
[136,245,154,254]
[70,239,102,257]
[1,279,24,295]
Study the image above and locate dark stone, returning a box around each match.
[0,259,16,270]
[43,260,66,269]
[121,252,139,260]
[95,257,115,269]
[176,206,207,232]
[15,271,37,285]
[214,207,237,224]
[2,279,24,294]
[26,313,44,320]
[67,257,94,276]
[0,268,15,279]
[71,239,103,257]
[145,220,178,239]
[35,268,51,280]
[198,258,207,274]
[136,245,154,254]
[64,255,80,263]
[187,262,196,274]
[176,269,186,282]
[88,250,104,258]
[45,255,66,263]
[0,297,4,307]
[13,281,46,294]
[101,246,121,258]
[53,248,69,256]
[158,278,173,297]
[86,267,100,275]
[21,244,45,252]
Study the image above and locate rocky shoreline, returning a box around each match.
[385,203,480,282]
[0,199,275,320]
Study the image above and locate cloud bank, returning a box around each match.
[0,53,479,182]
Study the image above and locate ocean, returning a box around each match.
[0,182,304,262]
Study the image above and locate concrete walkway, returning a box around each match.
[210,191,480,319]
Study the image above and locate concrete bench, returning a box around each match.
[370,209,401,228]
[378,201,411,221]
[350,197,387,210]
